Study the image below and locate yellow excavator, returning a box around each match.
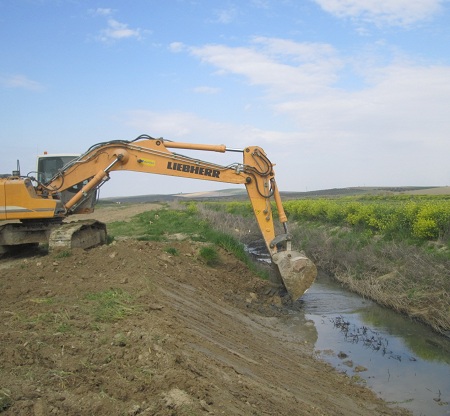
[0,135,316,299]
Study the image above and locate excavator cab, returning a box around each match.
[37,154,78,184]
[36,153,97,213]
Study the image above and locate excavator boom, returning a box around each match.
[0,135,317,300]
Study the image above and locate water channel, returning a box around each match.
[246,244,450,415]
[290,273,450,416]
[297,272,450,416]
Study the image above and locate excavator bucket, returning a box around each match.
[272,250,317,300]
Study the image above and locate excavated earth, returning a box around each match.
[0,204,410,415]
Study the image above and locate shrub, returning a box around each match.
[285,195,450,243]
[413,218,439,239]
[199,246,220,266]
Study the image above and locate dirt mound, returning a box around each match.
[0,211,410,415]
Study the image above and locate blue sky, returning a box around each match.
[1,0,449,197]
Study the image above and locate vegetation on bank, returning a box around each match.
[284,196,450,335]
[284,195,450,244]
[106,197,449,335]
[202,196,450,335]
[106,204,269,280]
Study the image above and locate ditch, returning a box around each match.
[248,243,450,416]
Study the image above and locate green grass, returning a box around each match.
[54,250,72,259]
[283,196,450,247]
[204,201,254,217]
[19,298,75,334]
[107,209,210,242]
[199,246,221,266]
[0,390,12,412]
[108,206,270,280]
[165,246,179,256]
[84,288,136,323]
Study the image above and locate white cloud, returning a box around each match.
[189,38,341,97]
[98,18,144,42]
[174,37,450,188]
[276,64,450,148]
[0,74,44,91]
[212,7,238,24]
[252,37,338,62]
[186,37,450,149]
[90,8,114,17]
[107,34,450,191]
[91,9,147,43]
[124,110,295,149]
[313,0,443,26]
[169,42,185,53]
[126,110,219,139]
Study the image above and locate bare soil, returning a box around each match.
[0,204,410,415]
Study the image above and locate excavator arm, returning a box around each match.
[1,135,317,299]
[48,136,285,251]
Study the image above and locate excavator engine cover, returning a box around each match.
[272,250,317,300]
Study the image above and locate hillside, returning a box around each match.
[98,186,450,204]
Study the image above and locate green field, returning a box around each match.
[284,195,450,243]
[201,194,450,334]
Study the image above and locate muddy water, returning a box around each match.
[296,271,450,416]
[246,242,450,415]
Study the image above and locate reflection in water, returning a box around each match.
[246,243,450,415]
[330,316,402,359]
[300,271,450,416]
[357,305,450,364]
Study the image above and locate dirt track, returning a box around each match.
[0,204,410,415]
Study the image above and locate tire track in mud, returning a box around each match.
[152,271,406,416]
